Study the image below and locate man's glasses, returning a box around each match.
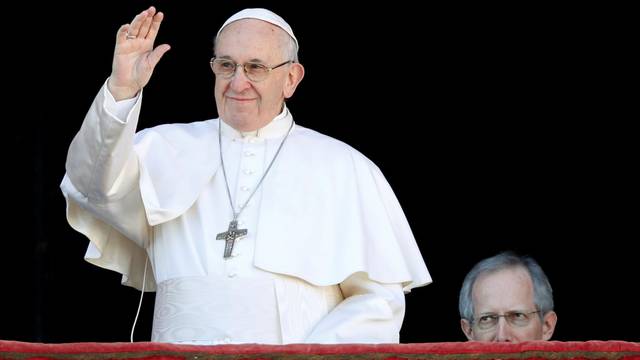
[472,310,541,330]
[210,57,292,82]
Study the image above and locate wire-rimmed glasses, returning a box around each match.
[473,310,541,330]
[210,57,292,82]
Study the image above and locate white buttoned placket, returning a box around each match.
[217,115,293,261]
[223,134,266,278]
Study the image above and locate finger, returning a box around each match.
[138,7,156,39]
[128,8,151,37]
[145,11,165,42]
[116,24,131,44]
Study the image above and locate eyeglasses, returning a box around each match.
[210,57,292,82]
[472,310,541,330]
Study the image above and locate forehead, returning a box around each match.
[216,19,287,60]
[472,266,536,313]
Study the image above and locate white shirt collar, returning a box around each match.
[219,105,293,140]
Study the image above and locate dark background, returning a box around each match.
[3,1,637,343]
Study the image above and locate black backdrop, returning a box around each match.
[3,1,637,343]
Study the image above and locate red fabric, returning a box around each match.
[0,340,638,359]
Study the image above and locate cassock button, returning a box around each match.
[227,273,237,278]
[240,186,250,191]
[243,150,255,157]
[243,169,254,175]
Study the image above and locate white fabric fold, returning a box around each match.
[250,127,430,291]
[304,272,405,343]
[134,121,220,225]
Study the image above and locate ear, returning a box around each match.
[283,62,305,99]
[541,310,558,340]
[461,319,474,340]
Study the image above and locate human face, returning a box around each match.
[214,19,302,131]
[460,267,557,342]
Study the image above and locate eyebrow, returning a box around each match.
[478,310,529,315]
[216,55,266,63]
[215,55,267,64]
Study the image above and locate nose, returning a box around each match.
[494,317,513,342]
[228,65,252,93]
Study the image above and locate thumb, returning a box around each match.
[148,44,171,68]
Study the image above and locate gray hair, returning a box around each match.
[458,251,554,322]
[214,27,299,63]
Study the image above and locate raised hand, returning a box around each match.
[108,6,171,101]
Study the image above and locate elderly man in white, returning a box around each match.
[61,6,431,344]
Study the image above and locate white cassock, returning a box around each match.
[61,81,432,344]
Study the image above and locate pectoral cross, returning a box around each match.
[216,220,247,258]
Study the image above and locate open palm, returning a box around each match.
[108,6,171,101]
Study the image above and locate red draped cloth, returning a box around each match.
[1,340,639,360]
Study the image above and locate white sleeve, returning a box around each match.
[304,272,405,343]
[65,81,140,198]
[107,87,138,122]
[61,80,153,290]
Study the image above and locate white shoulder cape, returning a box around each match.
[134,118,431,292]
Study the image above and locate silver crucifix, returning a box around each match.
[216,220,248,258]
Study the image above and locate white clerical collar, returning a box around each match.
[219,106,293,141]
